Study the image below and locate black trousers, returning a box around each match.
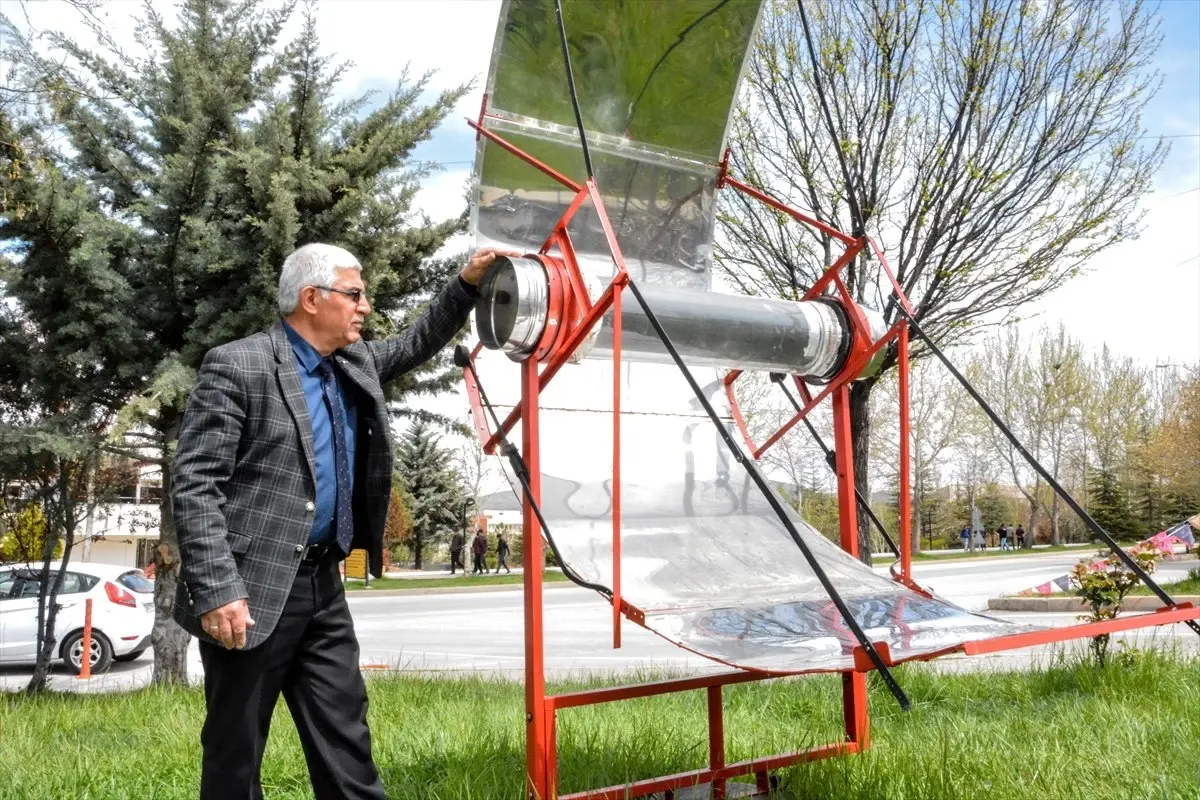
[449,548,464,573]
[198,555,385,800]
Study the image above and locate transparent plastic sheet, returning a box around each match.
[472,350,1028,674]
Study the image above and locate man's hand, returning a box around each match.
[200,599,255,650]
[460,247,523,286]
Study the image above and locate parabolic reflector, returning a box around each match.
[470,0,1027,675]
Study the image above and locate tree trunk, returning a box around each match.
[1050,491,1062,545]
[28,463,75,694]
[413,531,423,570]
[911,446,923,555]
[27,530,63,693]
[152,415,191,685]
[850,381,873,564]
[1025,477,1041,549]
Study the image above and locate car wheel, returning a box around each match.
[62,630,113,675]
[112,649,147,663]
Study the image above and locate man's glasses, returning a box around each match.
[313,286,365,304]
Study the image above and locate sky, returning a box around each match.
[6,0,1199,390]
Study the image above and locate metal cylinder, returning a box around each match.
[475,256,880,381]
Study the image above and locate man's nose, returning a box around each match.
[360,295,371,315]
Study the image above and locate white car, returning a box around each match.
[0,561,154,674]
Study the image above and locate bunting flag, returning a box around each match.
[1167,520,1196,546]
[1008,515,1196,598]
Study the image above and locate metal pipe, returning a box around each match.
[476,255,886,382]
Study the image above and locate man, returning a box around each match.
[172,242,512,799]
[998,524,1010,551]
[1015,524,1026,549]
[449,529,465,575]
[495,531,511,574]
[471,528,489,575]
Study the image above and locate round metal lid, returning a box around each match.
[475,256,549,360]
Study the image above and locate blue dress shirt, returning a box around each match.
[282,321,359,545]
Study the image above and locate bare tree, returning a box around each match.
[1032,325,1088,544]
[718,0,1165,560]
[454,436,499,535]
[871,354,967,553]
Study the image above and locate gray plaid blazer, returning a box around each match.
[172,278,475,649]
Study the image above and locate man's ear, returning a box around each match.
[299,286,321,315]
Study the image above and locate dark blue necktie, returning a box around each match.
[317,359,354,554]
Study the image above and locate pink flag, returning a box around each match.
[1035,582,1053,596]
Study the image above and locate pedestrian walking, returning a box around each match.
[495,532,511,573]
[472,529,489,575]
[998,524,1010,551]
[1015,524,1026,548]
[449,530,465,574]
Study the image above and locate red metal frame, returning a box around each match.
[462,115,1200,800]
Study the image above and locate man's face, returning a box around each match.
[309,266,370,349]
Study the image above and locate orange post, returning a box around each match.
[78,597,94,679]
[612,281,622,649]
[831,386,869,748]
[522,357,549,800]
[898,323,913,582]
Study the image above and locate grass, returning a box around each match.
[344,571,570,592]
[2,649,1199,799]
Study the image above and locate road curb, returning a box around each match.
[988,595,1199,612]
[346,581,576,598]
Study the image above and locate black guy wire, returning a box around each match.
[454,346,613,601]
[897,312,1200,638]
[622,277,912,711]
[554,0,594,180]
[769,372,902,561]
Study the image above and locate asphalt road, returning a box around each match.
[2,551,1195,692]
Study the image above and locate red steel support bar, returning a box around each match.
[547,670,766,711]
[961,604,1200,657]
[867,236,915,317]
[832,385,869,749]
[722,175,858,246]
[750,322,901,460]
[469,116,582,193]
[612,281,623,650]
[898,323,913,583]
[558,743,856,800]
[707,685,726,800]
[545,705,559,797]
[801,239,866,302]
[484,275,624,454]
[522,357,549,800]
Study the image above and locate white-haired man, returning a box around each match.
[172,243,512,798]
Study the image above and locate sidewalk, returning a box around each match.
[871,542,1095,560]
[383,565,541,580]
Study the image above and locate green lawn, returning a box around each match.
[344,571,569,592]
[3,650,1198,798]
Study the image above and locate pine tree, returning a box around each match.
[1089,466,1138,540]
[0,0,468,683]
[395,419,465,570]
